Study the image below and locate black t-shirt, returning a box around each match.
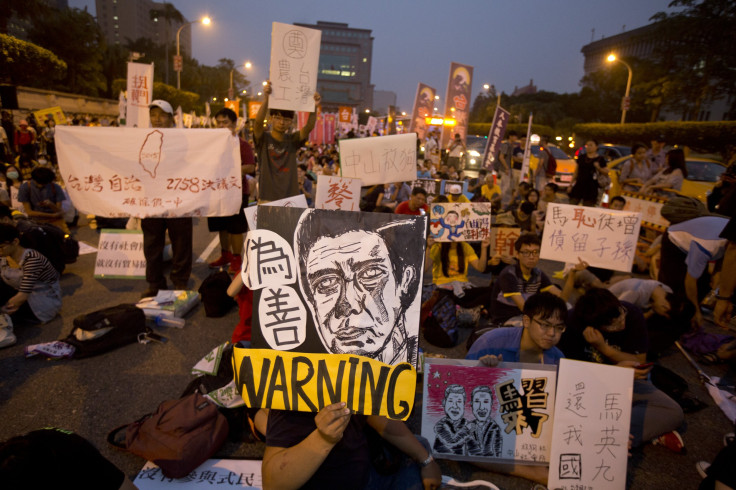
[266,410,371,489]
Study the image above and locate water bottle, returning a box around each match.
[153,315,185,328]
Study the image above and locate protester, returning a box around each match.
[640,148,688,196]
[395,187,428,215]
[425,236,491,308]
[619,142,653,192]
[446,133,466,171]
[609,195,627,210]
[13,120,36,159]
[498,131,519,206]
[17,167,68,233]
[646,135,667,171]
[568,139,607,206]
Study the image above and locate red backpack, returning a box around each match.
[542,147,557,178]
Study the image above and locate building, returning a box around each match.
[95,0,191,55]
[294,21,374,113]
[511,79,537,97]
[373,90,397,115]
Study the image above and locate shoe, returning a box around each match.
[209,250,232,269]
[696,461,710,479]
[652,430,685,453]
[0,325,16,348]
[141,282,166,298]
[228,254,242,274]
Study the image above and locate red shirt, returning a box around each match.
[395,200,428,215]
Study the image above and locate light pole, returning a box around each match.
[176,16,211,90]
[229,62,252,100]
[606,54,633,124]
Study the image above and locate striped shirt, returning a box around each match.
[19,248,60,294]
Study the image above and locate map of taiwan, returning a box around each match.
[139,130,163,178]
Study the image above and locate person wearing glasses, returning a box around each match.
[253,80,321,203]
[488,233,582,326]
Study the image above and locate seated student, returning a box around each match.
[383,181,412,210]
[263,404,441,489]
[506,181,532,212]
[533,182,560,234]
[17,166,68,233]
[558,288,686,452]
[514,201,536,233]
[609,195,627,210]
[425,236,492,310]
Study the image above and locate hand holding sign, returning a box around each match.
[315,402,351,445]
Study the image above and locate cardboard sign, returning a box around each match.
[126,62,154,128]
[135,459,262,488]
[314,175,362,211]
[94,229,146,279]
[620,191,670,231]
[422,358,557,464]
[490,227,522,256]
[56,127,241,218]
[429,202,492,242]
[243,194,308,230]
[33,106,67,126]
[268,22,321,112]
[540,203,642,272]
[246,207,426,367]
[233,348,416,420]
[548,359,633,490]
[339,133,417,186]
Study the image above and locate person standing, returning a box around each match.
[646,135,667,171]
[140,100,193,297]
[498,131,519,206]
[13,120,36,160]
[568,139,607,207]
[446,134,466,171]
[254,81,320,203]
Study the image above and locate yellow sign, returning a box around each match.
[233,348,417,420]
[33,106,67,125]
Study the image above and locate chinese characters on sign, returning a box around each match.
[339,133,417,186]
[620,192,670,230]
[540,203,642,273]
[93,229,146,279]
[490,227,522,257]
[126,62,154,128]
[268,22,321,113]
[429,202,492,242]
[548,359,633,490]
[482,105,510,170]
[412,179,442,204]
[134,458,262,489]
[315,175,362,211]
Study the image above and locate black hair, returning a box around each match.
[440,242,465,278]
[297,164,308,172]
[586,138,599,147]
[507,130,518,137]
[514,232,541,251]
[433,195,449,203]
[270,109,295,119]
[471,384,493,401]
[573,288,622,329]
[664,148,688,178]
[0,204,12,220]
[0,223,19,243]
[523,291,567,324]
[478,169,488,177]
[31,167,56,185]
[544,182,559,193]
[611,196,627,206]
[520,201,536,215]
[4,164,23,189]
[214,107,237,123]
[443,384,465,402]
[411,187,427,197]
[631,142,647,155]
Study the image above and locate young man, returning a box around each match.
[207,108,254,273]
[17,167,68,233]
[254,81,320,203]
[610,195,627,210]
[394,187,428,215]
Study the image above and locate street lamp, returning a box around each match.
[229,61,252,99]
[175,16,212,90]
[483,83,490,90]
[606,54,633,124]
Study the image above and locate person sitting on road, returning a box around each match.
[395,187,428,215]
[17,166,68,233]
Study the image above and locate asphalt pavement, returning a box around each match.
[0,215,734,489]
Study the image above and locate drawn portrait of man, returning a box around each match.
[433,384,469,455]
[466,385,503,457]
[294,209,425,365]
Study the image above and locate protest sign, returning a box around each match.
[56,126,241,219]
[244,207,426,367]
[243,194,308,230]
[126,62,154,128]
[441,62,473,147]
[490,227,522,256]
[33,106,67,126]
[339,133,417,186]
[548,359,633,490]
[268,22,321,113]
[409,83,436,141]
[540,203,642,272]
[247,101,261,120]
[429,202,492,242]
[440,179,470,198]
[135,458,262,488]
[482,105,510,170]
[314,175,362,211]
[233,348,416,420]
[412,179,442,204]
[94,229,146,279]
[620,191,670,231]
[422,358,557,464]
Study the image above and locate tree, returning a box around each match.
[149,3,185,86]
[0,33,66,86]
[0,0,43,33]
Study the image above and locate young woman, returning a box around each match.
[568,139,608,206]
[640,149,688,197]
[619,142,654,192]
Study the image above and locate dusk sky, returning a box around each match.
[71,0,674,111]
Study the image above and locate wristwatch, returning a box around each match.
[420,454,434,467]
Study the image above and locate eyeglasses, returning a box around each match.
[518,250,540,257]
[533,318,566,334]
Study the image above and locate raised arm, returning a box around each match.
[253,81,271,141]
[299,92,322,141]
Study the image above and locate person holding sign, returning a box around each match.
[254,81,320,203]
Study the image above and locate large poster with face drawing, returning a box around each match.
[245,206,426,367]
[422,358,556,464]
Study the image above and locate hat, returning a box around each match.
[18,120,28,127]
[149,100,174,116]
[447,184,462,195]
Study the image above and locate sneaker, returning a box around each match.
[228,254,242,274]
[0,325,16,349]
[652,430,685,453]
[696,461,710,479]
[209,250,232,269]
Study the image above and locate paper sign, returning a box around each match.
[548,359,633,490]
[540,203,642,272]
[248,101,261,120]
[135,459,262,488]
[620,191,670,230]
[243,194,308,231]
[33,106,67,126]
[233,347,416,420]
[339,133,417,186]
[94,229,146,279]
[490,227,522,256]
[268,22,321,112]
[126,62,154,128]
[422,358,557,464]
[56,127,241,218]
[315,175,362,211]
[429,202,492,242]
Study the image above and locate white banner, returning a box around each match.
[94,229,146,279]
[135,459,262,488]
[269,22,321,112]
[56,127,241,218]
[540,203,642,273]
[126,62,154,128]
[315,175,362,211]
[548,359,633,490]
[243,194,308,231]
[339,133,417,186]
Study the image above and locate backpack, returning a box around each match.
[64,304,148,358]
[15,219,76,273]
[661,196,712,224]
[543,148,557,178]
[198,270,236,317]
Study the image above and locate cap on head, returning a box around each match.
[447,184,462,195]
[149,100,174,116]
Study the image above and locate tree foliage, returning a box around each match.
[0,33,67,86]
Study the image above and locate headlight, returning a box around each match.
[469,150,481,157]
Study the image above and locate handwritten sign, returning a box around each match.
[491,227,522,256]
[94,229,146,279]
[339,133,417,186]
[429,202,492,242]
[548,359,633,490]
[412,179,442,204]
[33,106,67,126]
[315,175,362,211]
[233,347,416,420]
[243,194,308,230]
[422,358,556,464]
[268,22,321,113]
[135,459,262,488]
[126,62,154,128]
[540,203,642,272]
[620,191,669,231]
[56,127,241,218]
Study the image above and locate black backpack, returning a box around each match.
[198,270,236,317]
[64,304,148,358]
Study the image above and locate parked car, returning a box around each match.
[529,144,577,188]
[463,135,488,169]
[577,144,632,162]
[606,155,726,202]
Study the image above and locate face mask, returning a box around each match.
[6,171,19,180]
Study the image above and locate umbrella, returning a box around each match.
[676,341,736,424]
